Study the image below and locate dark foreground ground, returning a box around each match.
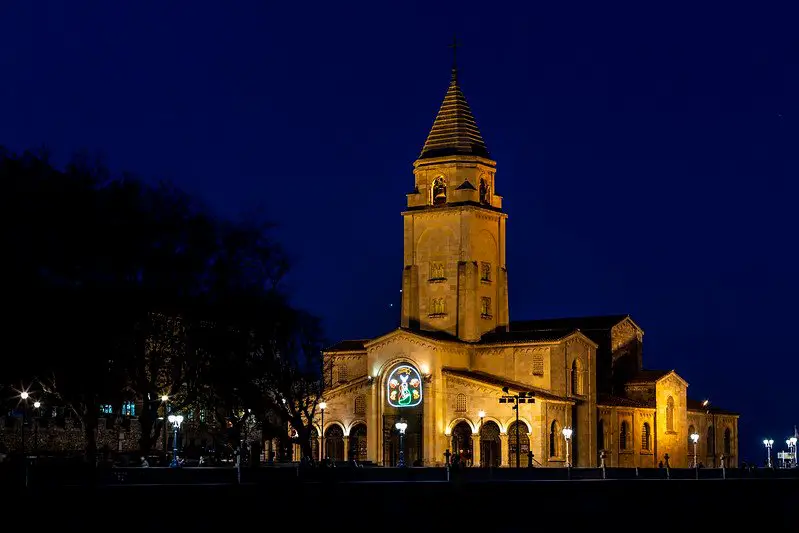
[10,476,798,528]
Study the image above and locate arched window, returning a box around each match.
[430,298,445,315]
[354,395,365,415]
[432,177,447,205]
[597,419,606,451]
[337,364,349,383]
[549,420,561,458]
[666,396,674,432]
[707,426,715,456]
[571,359,582,395]
[619,421,629,450]
[455,393,467,413]
[723,428,731,456]
[641,422,651,451]
[479,178,490,204]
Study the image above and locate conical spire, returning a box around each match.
[418,64,490,160]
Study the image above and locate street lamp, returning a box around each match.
[395,419,408,467]
[167,414,184,467]
[160,395,169,462]
[319,401,327,462]
[763,439,774,468]
[690,433,700,468]
[33,401,42,456]
[562,426,573,468]
[18,389,32,487]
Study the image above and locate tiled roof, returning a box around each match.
[687,398,739,416]
[324,339,369,352]
[509,314,631,334]
[418,69,490,160]
[442,367,571,402]
[479,328,577,344]
[625,369,672,384]
[597,393,654,408]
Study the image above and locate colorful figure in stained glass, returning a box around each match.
[387,365,422,408]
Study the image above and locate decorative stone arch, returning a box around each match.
[323,420,347,435]
[431,175,447,205]
[446,417,477,435]
[346,419,367,435]
[502,417,532,435]
[477,415,505,434]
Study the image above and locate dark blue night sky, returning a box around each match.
[2,1,796,461]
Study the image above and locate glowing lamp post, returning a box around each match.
[167,414,184,467]
[690,433,700,468]
[562,427,573,468]
[319,401,327,462]
[763,439,774,468]
[395,419,408,467]
[33,401,41,455]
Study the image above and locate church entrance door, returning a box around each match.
[451,421,473,466]
[508,421,530,467]
[383,413,423,466]
[480,421,501,467]
[324,425,345,462]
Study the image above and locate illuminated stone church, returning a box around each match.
[320,62,739,469]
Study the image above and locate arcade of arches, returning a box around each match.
[317,59,740,468]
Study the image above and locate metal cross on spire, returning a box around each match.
[448,34,461,73]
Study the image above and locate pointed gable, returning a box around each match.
[418,69,490,160]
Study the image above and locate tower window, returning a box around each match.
[430,261,445,280]
[429,297,446,316]
[432,177,447,205]
[480,262,491,282]
[479,178,490,204]
[480,297,492,318]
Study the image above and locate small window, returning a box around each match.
[100,404,113,415]
[532,354,544,376]
[480,297,492,318]
[455,393,467,413]
[430,261,445,280]
[723,428,731,456]
[354,396,366,415]
[480,262,491,282]
[641,422,651,451]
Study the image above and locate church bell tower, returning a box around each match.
[400,56,509,342]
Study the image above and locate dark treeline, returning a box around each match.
[0,147,325,462]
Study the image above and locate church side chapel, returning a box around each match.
[319,51,739,469]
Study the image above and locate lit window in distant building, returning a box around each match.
[100,404,113,415]
[122,401,135,417]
